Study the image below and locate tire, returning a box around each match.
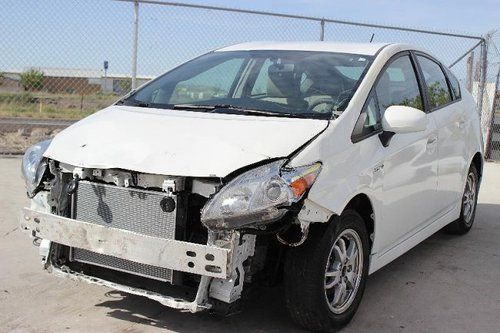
[284,210,370,332]
[444,164,479,235]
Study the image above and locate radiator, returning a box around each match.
[71,180,177,282]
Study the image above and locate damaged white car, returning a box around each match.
[20,41,483,331]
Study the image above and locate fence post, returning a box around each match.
[131,0,139,90]
[485,67,500,159]
[466,51,474,93]
[477,35,490,120]
[319,19,325,41]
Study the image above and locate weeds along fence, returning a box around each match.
[0,0,499,157]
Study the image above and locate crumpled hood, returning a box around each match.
[45,105,328,177]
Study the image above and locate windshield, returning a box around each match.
[121,50,373,119]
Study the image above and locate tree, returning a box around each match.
[20,68,44,91]
[427,81,451,107]
[0,71,4,86]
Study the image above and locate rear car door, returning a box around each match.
[353,53,439,254]
[415,54,467,213]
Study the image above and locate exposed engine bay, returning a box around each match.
[21,158,323,313]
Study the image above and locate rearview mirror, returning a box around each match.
[382,105,427,134]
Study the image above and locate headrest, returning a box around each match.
[266,63,300,98]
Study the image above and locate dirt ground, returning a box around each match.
[0,127,60,154]
[0,157,499,333]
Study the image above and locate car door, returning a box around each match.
[353,52,439,254]
[414,54,467,213]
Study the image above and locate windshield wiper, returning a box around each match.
[116,99,150,107]
[174,104,286,116]
[173,103,239,110]
[172,103,330,119]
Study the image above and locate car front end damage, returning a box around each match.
[20,141,326,313]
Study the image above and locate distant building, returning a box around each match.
[101,73,152,94]
[0,68,153,95]
[0,75,21,93]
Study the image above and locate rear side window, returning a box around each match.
[446,68,461,100]
[416,56,452,109]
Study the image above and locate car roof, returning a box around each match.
[215,41,391,56]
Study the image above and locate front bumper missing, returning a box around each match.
[51,265,213,312]
[20,207,239,312]
[20,208,231,279]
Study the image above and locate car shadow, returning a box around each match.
[95,285,306,332]
[94,203,499,332]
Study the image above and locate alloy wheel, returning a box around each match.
[324,229,363,314]
[463,171,477,225]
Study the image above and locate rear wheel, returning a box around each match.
[445,164,479,235]
[284,210,369,332]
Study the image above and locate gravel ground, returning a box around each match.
[0,128,61,154]
[0,157,499,333]
[0,118,73,154]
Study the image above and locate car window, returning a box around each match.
[352,92,381,139]
[416,55,452,109]
[375,55,424,114]
[247,54,370,113]
[445,68,461,100]
[128,50,372,120]
[336,66,365,80]
[352,54,423,141]
[168,58,245,104]
[250,59,272,96]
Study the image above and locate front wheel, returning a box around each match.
[444,164,479,235]
[284,210,370,332]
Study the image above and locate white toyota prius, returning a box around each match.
[20,42,483,331]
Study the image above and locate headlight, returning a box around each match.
[21,140,51,197]
[201,159,321,230]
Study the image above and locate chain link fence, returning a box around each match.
[482,35,500,160]
[0,0,498,157]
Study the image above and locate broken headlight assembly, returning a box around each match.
[200,159,321,230]
[21,139,51,197]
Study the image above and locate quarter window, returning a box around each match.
[352,92,381,139]
[416,56,452,109]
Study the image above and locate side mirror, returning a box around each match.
[378,105,427,147]
[382,105,427,134]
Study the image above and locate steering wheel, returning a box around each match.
[307,97,336,113]
[334,88,354,110]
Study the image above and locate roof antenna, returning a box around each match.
[369,33,375,43]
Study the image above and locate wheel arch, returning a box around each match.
[342,193,375,252]
[471,151,483,181]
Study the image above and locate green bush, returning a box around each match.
[0,92,34,104]
[20,68,44,91]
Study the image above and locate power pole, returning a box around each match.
[319,19,325,41]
